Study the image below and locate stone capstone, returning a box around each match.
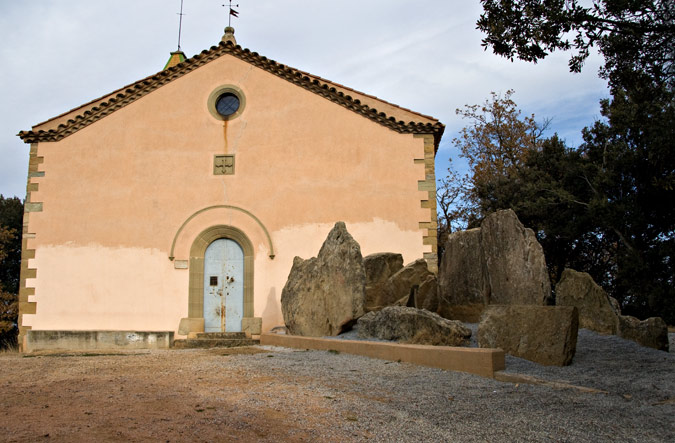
[281,222,366,337]
[555,268,620,335]
[477,305,579,366]
[363,252,404,312]
[357,306,471,346]
[617,315,669,352]
[437,209,551,322]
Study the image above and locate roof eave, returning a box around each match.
[18,40,445,147]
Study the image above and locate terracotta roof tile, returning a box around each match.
[19,41,445,150]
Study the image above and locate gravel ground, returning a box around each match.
[1,330,673,442]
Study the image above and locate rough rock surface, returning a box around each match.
[480,210,551,306]
[378,259,434,310]
[477,305,579,366]
[357,306,471,346]
[416,275,439,312]
[437,228,487,322]
[555,268,620,334]
[281,222,365,336]
[437,210,550,321]
[363,253,404,312]
[618,315,669,352]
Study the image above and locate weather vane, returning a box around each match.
[223,1,239,27]
[176,0,186,51]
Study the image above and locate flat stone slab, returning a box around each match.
[260,333,505,378]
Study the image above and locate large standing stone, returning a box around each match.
[363,253,404,312]
[480,210,551,306]
[437,228,488,322]
[437,210,550,321]
[555,268,620,334]
[617,315,669,352]
[357,306,471,346]
[281,222,366,337]
[380,259,434,309]
[477,305,579,366]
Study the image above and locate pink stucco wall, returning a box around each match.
[23,53,433,334]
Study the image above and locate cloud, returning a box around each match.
[0,0,608,197]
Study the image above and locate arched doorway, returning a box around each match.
[187,225,254,330]
[203,238,244,332]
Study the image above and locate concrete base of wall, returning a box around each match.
[24,330,174,352]
[260,333,505,378]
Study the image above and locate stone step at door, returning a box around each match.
[195,332,247,340]
[173,336,259,349]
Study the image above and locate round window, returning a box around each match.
[207,85,245,121]
[215,92,240,118]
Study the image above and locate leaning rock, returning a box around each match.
[480,210,551,306]
[357,306,471,346]
[478,305,579,366]
[380,259,434,309]
[416,275,439,312]
[363,253,404,312]
[617,315,669,352]
[281,222,365,337]
[437,228,488,322]
[555,268,620,335]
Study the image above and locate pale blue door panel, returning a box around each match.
[203,239,244,332]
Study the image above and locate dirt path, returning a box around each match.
[0,348,358,442]
[1,342,673,442]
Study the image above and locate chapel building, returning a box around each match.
[17,27,444,351]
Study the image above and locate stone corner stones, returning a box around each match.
[555,268,620,335]
[280,221,366,337]
[477,305,579,366]
[357,306,472,346]
[437,209,550,322]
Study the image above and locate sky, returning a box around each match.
[0,0,609,199]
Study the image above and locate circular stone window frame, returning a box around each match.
[207,85,246,121]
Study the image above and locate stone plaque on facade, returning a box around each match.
[214,155,235,175]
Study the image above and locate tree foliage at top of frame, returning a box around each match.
[477,0,675,90]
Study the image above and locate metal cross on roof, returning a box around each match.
[223,0,240,27]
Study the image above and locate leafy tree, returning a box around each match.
[0,227,18,348]
[436,160,470,256]
[444,87,675,322]
[0,195,23,348]
[438,90,549,236]
[477,0,675,90]
[576,87,675,321]
[473,0,675,323]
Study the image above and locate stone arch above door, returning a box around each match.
[169,204,275,261]
[188,225,254,320]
